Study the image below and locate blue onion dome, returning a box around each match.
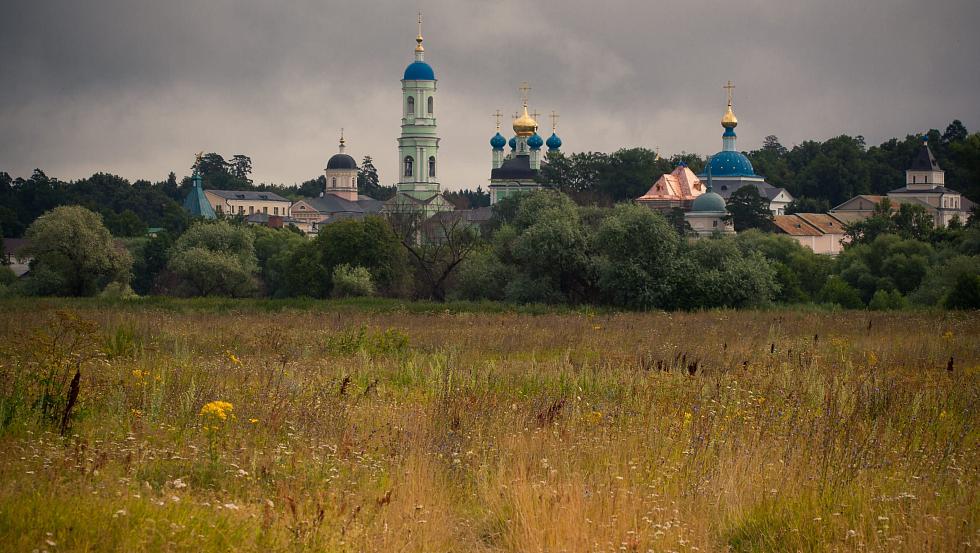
[403,61,435,80]
[527,132,544,150]
[700,150,757,178]
[691,191,727,212]
[326,153,357,170]
[490,132,506,150]
[508,136,517,150]
[546,132,562,150]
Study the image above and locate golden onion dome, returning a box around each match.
[721,102,738,128]
[513,105,538,137]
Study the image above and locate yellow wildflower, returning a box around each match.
[684,412,693,426]
[249,418,259,424]
[226,350,242,366]
[200,401,234,421]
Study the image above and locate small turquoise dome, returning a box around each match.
[403,61,435,80]
[490,132,506,150]
[508,136,517,150]
[700,150,757,178]
[691,191,727,213]
[546,133,562,150]
[527,133,544,150]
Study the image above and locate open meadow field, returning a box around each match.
[0,299,977,552]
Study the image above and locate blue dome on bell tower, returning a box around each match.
[403,61,435,80]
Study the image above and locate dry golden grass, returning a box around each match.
[0,299,977,552]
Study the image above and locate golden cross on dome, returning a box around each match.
[519,82,531,107]
[492,110,502,130]
[549,110,560,131]
[724,80,735,106]
[531,109,541,121]
[339,127,345,144]
[417,11,423,36]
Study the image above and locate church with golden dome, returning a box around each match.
[488,83,563,204]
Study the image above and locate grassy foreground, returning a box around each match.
[0,299,977,552]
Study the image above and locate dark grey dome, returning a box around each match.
[326,153,357,170]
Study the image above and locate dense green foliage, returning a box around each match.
[21,206,132,296]
[167,221,258,297]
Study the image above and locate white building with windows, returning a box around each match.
[204,189,291,218]
[884,136,971,227]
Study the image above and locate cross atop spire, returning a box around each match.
[492,110,502,130]
[550,110,560,132]
[519,81,531,107]
[414,11,424,56]
[339,128,346,153]
[531,109,541,121]
[724,80,735,107]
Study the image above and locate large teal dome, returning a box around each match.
[691,191,727,212]
[699,150,757,178]
[403,61,435,80]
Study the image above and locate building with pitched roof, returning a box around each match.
[830,136,973,228]
[637,162,706,212]
[773,213,849,255]
[204,189,291,219]
[884,136,971,227]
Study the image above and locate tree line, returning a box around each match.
[3,189,978,310]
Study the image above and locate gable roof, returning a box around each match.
[773,215,822,236]
[831,195,887,212]
[713,180,792,202]
[207,189,290,202]
[298,194,383,215]
[795,213,847,234]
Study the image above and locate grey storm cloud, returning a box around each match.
[1,0,979,190]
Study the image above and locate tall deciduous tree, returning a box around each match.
[24,206,132,296]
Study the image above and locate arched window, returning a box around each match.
[407,96,415,115]
[428,156,436,177]
[331,177,337,187]
[427,96,433,114]
[404,156,414,177]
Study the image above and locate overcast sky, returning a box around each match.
[2,0,979,191]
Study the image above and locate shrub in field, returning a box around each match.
[168,220,258,297]
[99,282,137,300]
[331,263,375,298]
[818,276,864,308]
[313,217,408,297]
[448,247,514,301]
[23,205,132,296]
[869,288,906,310]
[944,272,980,309]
